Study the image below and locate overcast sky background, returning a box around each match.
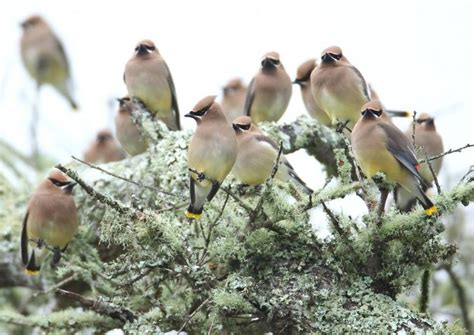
[0,1,473,227]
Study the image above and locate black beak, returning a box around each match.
[232,123,240,131]
[64,182,77,194]
[136,44,148,55]
[426,118,435,127]
[361,109,374,117]
[185,112,199,121]
[321,53,333,63]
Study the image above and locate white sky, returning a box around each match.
[0,0,473,219]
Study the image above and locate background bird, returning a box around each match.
[293,58,331,126]
[83,129,126,164]
[311,46,370,128]
[244,51,292,123]
[185,96,237,220]
[351,100,437,216]
[396,113,444,211]
[21,169,77,275]
[232,115,313,194]
[124,39,180,130]
[221,78,247,123]
[115,96,149,156]
[20,15,78,110]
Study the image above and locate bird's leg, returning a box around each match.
[207,181,221,202]
[197,172,206,182]
[336,120,351,133]
[52,247,61,264]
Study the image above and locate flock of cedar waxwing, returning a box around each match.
[18,15,444,275]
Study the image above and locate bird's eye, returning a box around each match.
[240,124,251,130]
[369,109,382,117]
[49,178,68,187]
[146,45,155,51]
[272,59,280,65]
[330,53,342,60]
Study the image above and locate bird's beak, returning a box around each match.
[293,79,301,85]
[232,123,240,131]
[185,112,199,121]
[64,182,77,194]
[321,53,333,63]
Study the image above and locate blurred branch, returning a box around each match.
[419,143,474,164]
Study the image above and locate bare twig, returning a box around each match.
[178,297,211,333]
[423,151,441,194]
[56,288,136,323]
[419,144,474,164]
[72,155,180,198]
[55,164,131,215]
[411,111,417,148]
[35,274,78,297]
[441,264,472,334]
[271,141,284,178]
[375,188,389,227]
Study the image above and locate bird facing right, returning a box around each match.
[21,169,78,275]
[351,100,437,216]
[185,96,237,220]
[311,46,370,128]
[244,51,292,123]
[20,15,78,110]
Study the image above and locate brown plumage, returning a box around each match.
[396,113,444,211]
[221,78,247,123]
[311,46,369,127]
[83,129,126,164]
[21,169,78,275]
[294,58,331,126]
[351,101,437,216]
[115,97,149,156]
[244,51,292,123]
[232,116,313,194]
[20,15,77,110]
[124,39,180,130]
[185,96,237,219]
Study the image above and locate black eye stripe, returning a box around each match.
[239,124,251,130]
[329,53,342,60]
[190,109,208,117]
[49,178,70,187]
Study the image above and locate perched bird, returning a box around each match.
[351,101,437,216]
[396,113,444,211]
[311,46,370,127]
[20,15,78,109]
[244,51,292,123]
[185,96,237,219]
[83,129,126,164]
[124,39,180,130]
[115,96,149,156]
[221,78,247,123]
[21,169,77,275]
[232,116,313,194]
[293,59,331,126]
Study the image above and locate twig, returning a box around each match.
[56,288,136,323]
[423,151,441,194]
[419,268,430,313]
[375,188,389,227]
[411,111,417,148]
[207,317,215,335]
[419,144,474,164]
[441,264,472,334]
[55,164,131,215]
[178,297,211,333]
[35,274,78,297]
[72,156,180,198]
[271,141,284,178]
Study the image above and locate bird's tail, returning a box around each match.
[397,181,437,216]
[56,83,78,111]
[288,169,313,195]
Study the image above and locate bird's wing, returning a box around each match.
[164,62,181,130]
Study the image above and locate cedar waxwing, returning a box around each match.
[244,52,292,123]
[185,96,237,219]
[351,101,437,216]
[21,169,77,275]
[20,15,78,110]
[293,59,332,126]
[396,113,444,211]
[221,78,247,123]
[232,116,313,194]
[115,96,149,156]
[311,46,370,128]
[124,39,180,130]
[83,129,126,164]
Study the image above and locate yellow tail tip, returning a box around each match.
[25,269,39,276]
[403,111,412,117]
[185,211,202,220]
[425,206,437,216]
